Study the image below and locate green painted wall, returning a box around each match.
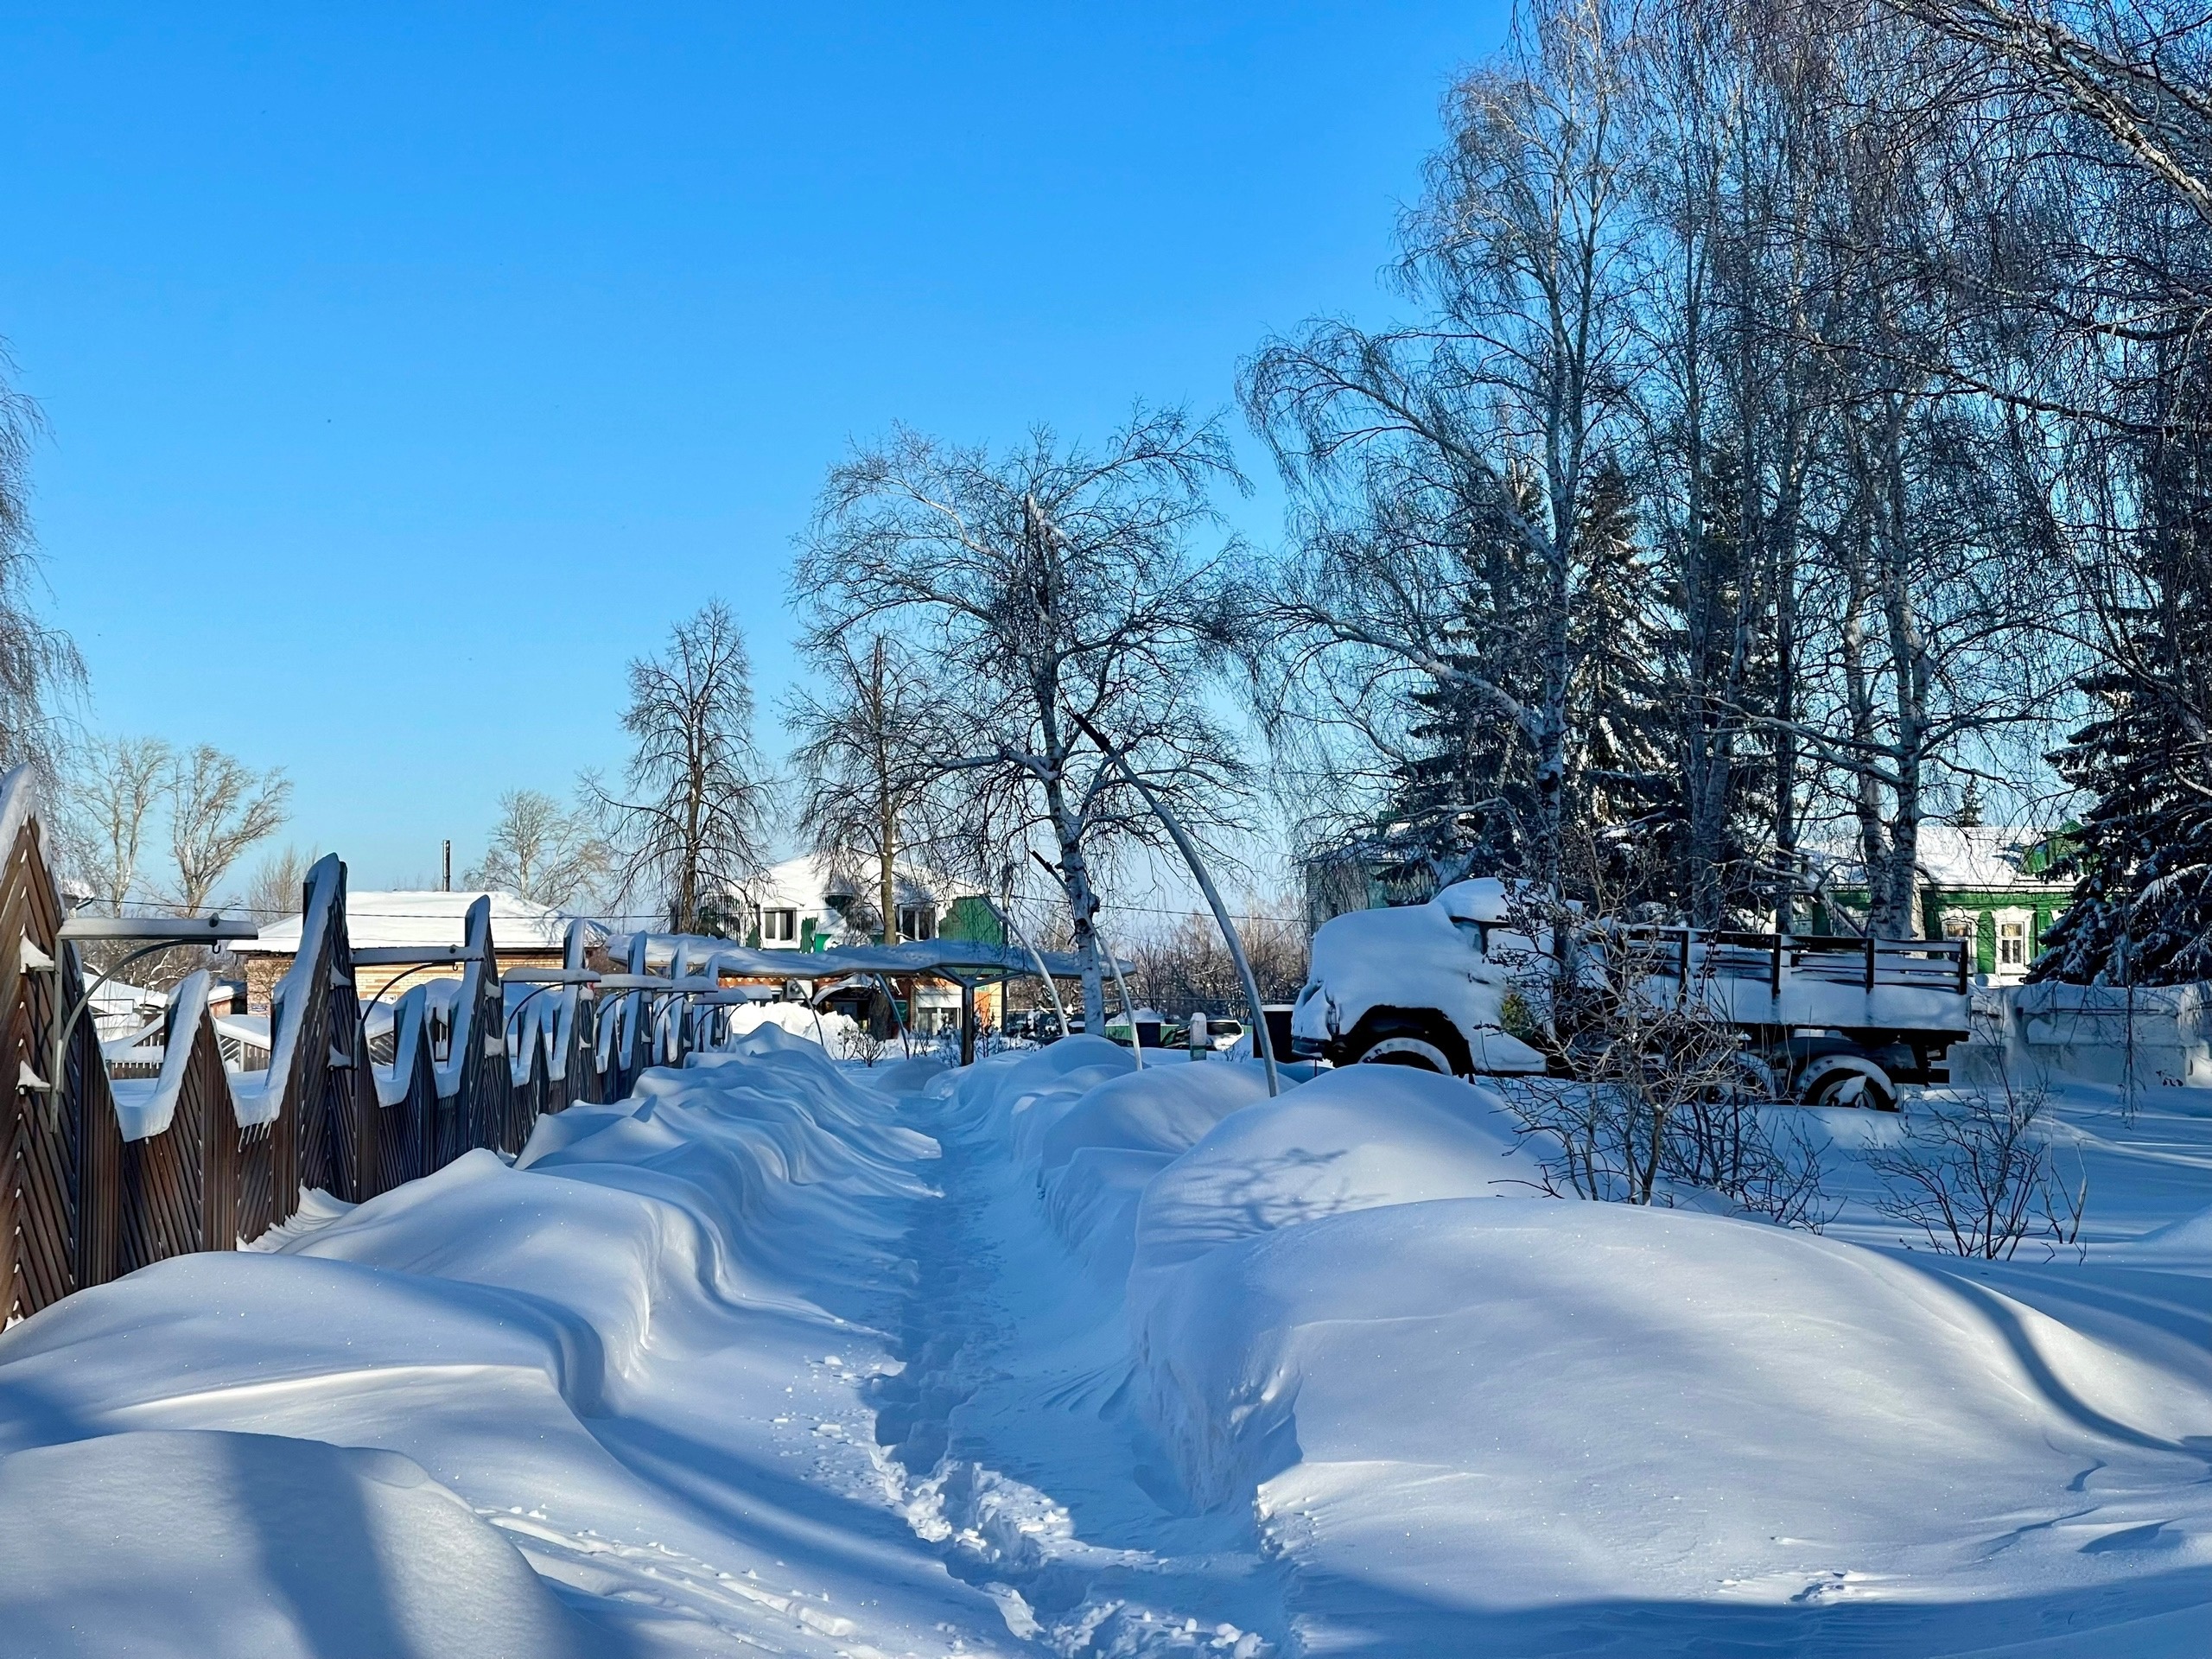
[1818,887,2069,974]
[940,895,1005,946]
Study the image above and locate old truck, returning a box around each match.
[1287,878,1972,1109]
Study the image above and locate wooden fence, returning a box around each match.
[0,767,682,1325]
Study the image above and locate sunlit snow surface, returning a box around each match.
[10,1028,2212,1655]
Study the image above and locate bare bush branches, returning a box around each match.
[1867,1071,2088,1255]
[1128,903,1309,1017]
[1500,895,1831,1223]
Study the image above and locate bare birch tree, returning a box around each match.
[244,843,319,924]
[593,601,772,933]
[1242,0,1653,894]
[785,632,955,944]
[795,407,1249,1027]
[167,745,290,913]
[0,343,80,779]
[60,735,172,914]
[467,788,610,907]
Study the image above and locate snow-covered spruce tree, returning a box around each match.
[2035,359,2212,984]
[1240,0,1649,900]
[1654,443,1777,925]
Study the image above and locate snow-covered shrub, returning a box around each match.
[1866,1072,2087,1260]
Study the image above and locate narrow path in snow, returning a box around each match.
[868,1075,1282,1657]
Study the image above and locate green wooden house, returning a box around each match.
[1811,826,2073,982]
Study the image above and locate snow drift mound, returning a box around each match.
[1129,1063,1528,1301]
[0,1429,590,1658]
[725,999,866,1056]
[1141,1195,2212,1609]
[944,1039,1278,1281]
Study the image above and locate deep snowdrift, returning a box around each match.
[16,1020,2212,1655]
[945,1041,2212,1653]
[0,1430,591,1659]
[0,1027,1021,1659]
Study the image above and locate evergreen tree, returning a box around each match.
[2035,356,2212,984]
[1357,461,1670,903]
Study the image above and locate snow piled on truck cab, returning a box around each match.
[1293,877,1549,1071]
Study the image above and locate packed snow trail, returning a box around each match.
[12,1030,2212,1655]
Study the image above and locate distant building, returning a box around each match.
[233,889,590,1013]
[1812,826,2074,983]
[736,855,1005,1032]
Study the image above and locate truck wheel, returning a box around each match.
[1356,1033,1458,1074]
[1342,1014,1471,1077]
[1796,1053,1898,1111]
[1704,1053,1777,1104]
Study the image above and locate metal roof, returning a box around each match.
[620,935,1109,983]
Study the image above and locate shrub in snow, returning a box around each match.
[1867,1072,2088,1260]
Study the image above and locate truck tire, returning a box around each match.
[1796,1052,1898,1111]
[1342,1014,1472,1077]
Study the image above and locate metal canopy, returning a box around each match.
[610,936,1116,987]
[788,938,1118,986]
[58,916,258,943]
[595,973,722,994]
[351,945,483,967]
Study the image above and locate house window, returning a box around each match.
[762,907,798,944]
[1997,918,2029,968]
[898,905,937,942]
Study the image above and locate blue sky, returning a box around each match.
[0,3,1504,893]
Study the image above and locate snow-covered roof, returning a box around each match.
[1812,825,2068,893]
[234,889,583,956]
[86,978,164,1014]
[750,853,940,913]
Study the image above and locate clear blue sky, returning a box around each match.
[1,3,1503,890]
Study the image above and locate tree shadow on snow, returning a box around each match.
[1288,1560,2212,1656]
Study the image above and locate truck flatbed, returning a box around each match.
[1626,927,1971,1041]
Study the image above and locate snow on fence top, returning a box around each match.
[0,800,659,1325]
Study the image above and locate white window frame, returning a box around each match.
[898,904,938,942]
[1992,906,2034,979]
[761,907,798,944]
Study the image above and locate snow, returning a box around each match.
[0,1431,591,1658]
[23,1019,2212,1653]
[724,998,867,1056]
[1291,886,1548,1072]
[107,969,282,1138]
[1813,823,2064,893]
[237,886,584,955]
